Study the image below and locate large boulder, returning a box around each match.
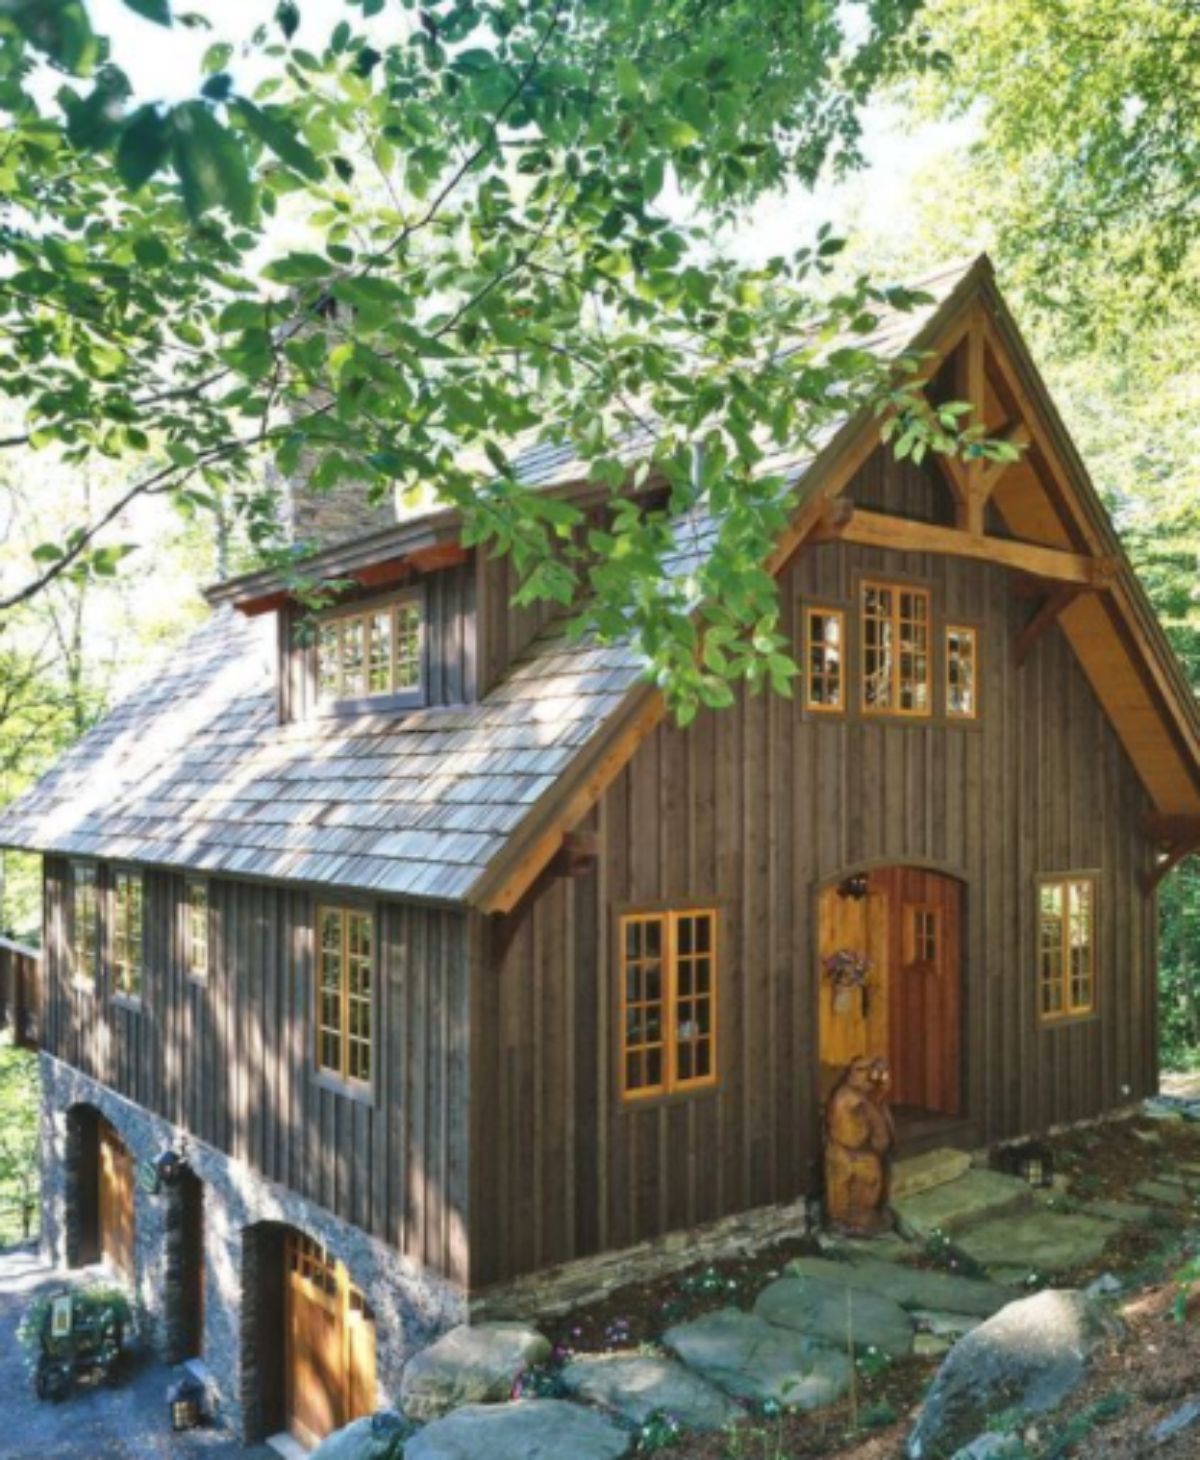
[755,1275,914,1359]
[663,1307,851,1410]
[403,1399,630,1460]
[787,1255,1012,1318]
[399,1323,551,1422]
[312,1411,414,1460]
[560,1352,740,1432]
[907,1289,1121,1459]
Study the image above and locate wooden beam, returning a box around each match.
[1013,585,1084,667]
[550,830,600,878]
[810,505,1117,588]
[964,319,987,510]
[978,421,1032,498]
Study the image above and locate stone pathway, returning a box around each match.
[376,1138,1200,1457]
[13,1121,1194,1460]
[0,1245,272,1460]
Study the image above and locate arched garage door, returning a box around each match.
[284,1232,376,1447]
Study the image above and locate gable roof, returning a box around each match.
[1,256,1197,909]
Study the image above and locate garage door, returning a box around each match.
[284,1233,376,1447]
[97,1118,134,1281]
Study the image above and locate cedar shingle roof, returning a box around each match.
[19,257,1192,904]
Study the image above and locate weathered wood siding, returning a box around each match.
[470,446,1158,1288]
[40,868,471,1282]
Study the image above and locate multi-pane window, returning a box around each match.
[946,625,979,720]
[619,909,717,1101]
[112,869,144,1000]
[861,581,931,716]
[317,597,423,704]
[1038,877,1095,1020]
[186,880,209,980]
[804,607,845,712]
[316,907,374,1086]
[907,906,939,966]
[71,862,98,988]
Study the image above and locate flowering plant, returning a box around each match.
[823,948,872,989]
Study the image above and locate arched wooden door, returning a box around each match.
[818,868,962,1119]
[885,868,962,1116]
[97,1117,134,1280]
[284,1233,376,1447]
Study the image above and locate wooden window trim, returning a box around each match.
[946,623,980,721]
[803,605,846,714]
[111,867,144,1004]
[1037,874,1097,1024]
[618,907,718,1105]
[70,860,99,992]
[904,903,940,969]
[315,588,426,715]
[859,578,933,720]
[314,904,376,1095]
[185,878,210,982]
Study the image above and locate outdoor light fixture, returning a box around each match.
[837,874,869,901]
[152,1148,187,1188]
[1011,1141,1054,1188]
[167,1374,205,1432]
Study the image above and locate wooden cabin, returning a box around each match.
[2,256,1198,1446]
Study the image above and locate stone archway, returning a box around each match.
[240,1221,376,1446]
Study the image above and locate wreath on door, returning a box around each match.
[824,948,872,1015]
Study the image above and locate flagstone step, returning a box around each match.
[894,1168,1034,1236]
[954,1209,1115,1276]
[891,1147,974,1201]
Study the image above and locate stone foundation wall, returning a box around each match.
[472,1196,816,1322]
[40,1055,467,1439]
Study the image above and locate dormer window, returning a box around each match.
[316,592,425,711]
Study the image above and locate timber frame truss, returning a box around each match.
[471,262,1200,916]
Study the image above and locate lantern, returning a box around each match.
[1010,1140,1054,1188]
[167,1374,205,1432]
[153,1149,186,1188]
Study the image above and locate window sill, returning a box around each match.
[617,1084,720,1114]
[311,1070,376,1108]
[317,690,426,719]
[1038,1011,1100,1031]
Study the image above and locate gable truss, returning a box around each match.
[470,263,1200,915]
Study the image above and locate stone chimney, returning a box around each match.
[277,458,399,549]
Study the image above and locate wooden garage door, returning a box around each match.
[97,1118,134,1281]
[284,1234,376,1447]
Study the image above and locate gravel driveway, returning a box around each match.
[0,1245,275,1460]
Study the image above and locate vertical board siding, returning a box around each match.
[472,448,1158,1289]
[40,868,471,1282]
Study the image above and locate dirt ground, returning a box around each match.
[538,1112,1200,1460]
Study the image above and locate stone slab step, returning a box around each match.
[786,1255,1012,1318]
[894,1168,1033,1236]
[891,1147,974,1201]
[1077,1198,1157,1225]
[1134,1179,1192,1208]
[954,1210,1115,1276]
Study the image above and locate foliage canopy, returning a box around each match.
[0,0,994,719]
